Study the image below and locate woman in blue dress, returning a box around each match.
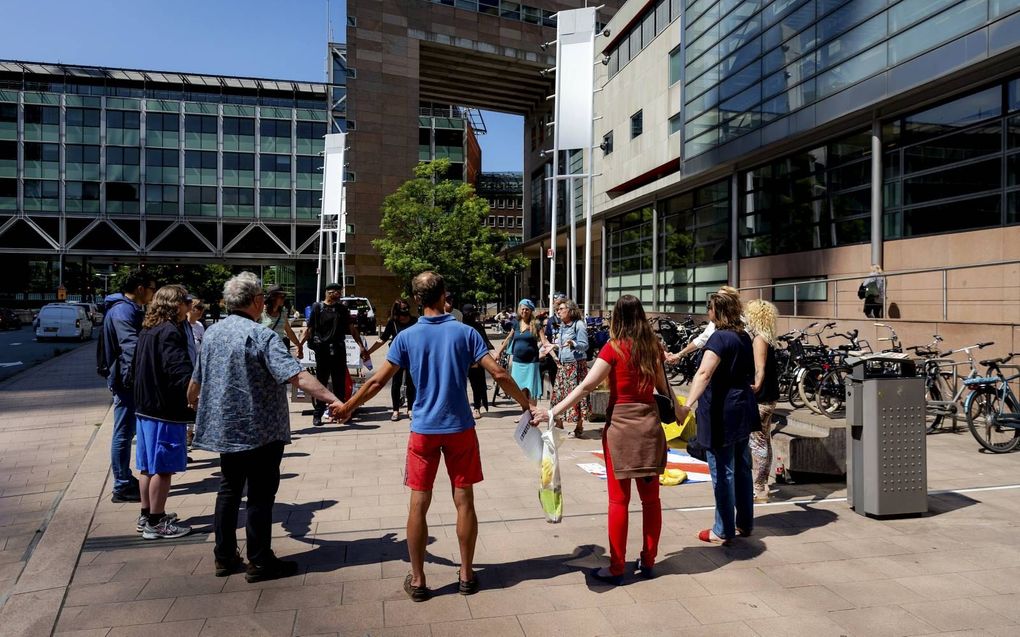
[495,299,542,408]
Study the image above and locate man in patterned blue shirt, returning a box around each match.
[188,272,341,583]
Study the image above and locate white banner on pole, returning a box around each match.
[555,8,595,151]
[322,133,346,224]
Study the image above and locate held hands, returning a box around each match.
[531,407,550,425]
[675,403,691,425]
[328,400,350,423]
[360,349,371,362]
[664,352,681,365]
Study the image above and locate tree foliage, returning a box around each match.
[373,159,527,304]
[109,263,234,305]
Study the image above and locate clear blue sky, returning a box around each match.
[0,0,523,171]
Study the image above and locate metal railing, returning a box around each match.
[738,258,1020,322]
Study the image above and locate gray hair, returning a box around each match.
[222,271,263,312]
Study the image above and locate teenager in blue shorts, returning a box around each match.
[334,271,533,602]
[132,284,193,539]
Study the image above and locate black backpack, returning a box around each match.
[96,301,124,380]
[857,282,867,300]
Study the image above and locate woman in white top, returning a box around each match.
[260,285,302,357]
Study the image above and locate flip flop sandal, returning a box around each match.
[390,412,400,422]
[403,573,431,602]
[736,527,753,537]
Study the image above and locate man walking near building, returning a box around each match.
[333,271,533,602]
[101,269,156,503]
[299,282,369,426]
[188,272,342,582]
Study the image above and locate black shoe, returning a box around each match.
[458,575,480,595]
[245,557,299,583]
[403,573,431,602]
[111,490,141,503]
[215,551,245,577]
[312,415,323,427]
[635,558,655,580]
[590,567,623,586]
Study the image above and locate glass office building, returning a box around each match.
[583,0,1020,320]
[0,60,333,300]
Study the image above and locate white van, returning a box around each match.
[35,303,93,341]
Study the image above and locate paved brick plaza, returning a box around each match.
[2,343,1020,636]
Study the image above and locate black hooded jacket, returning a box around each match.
[132,320,195,423]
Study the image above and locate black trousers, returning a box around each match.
[863,298,883,318]
[468,366,488,410]
[313,352,347,416]
[214,440,284,566]
[390,366,416,411]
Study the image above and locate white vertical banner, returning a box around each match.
[320,132,346,293]
[555,8,595,150]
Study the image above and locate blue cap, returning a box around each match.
[518,298,535,310]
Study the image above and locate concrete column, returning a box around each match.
[871,120,882,268]
[730,172,739,287]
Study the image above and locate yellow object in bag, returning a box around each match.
[661,394,696,441]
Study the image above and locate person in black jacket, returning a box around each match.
[132,284,194,540]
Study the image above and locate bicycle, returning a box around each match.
[813,329,871,418]
[920,341,993,434]
[963,353,1020,453]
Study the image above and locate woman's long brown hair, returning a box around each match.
[142,285,187,329]
[609,295,659,390]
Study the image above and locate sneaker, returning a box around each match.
[136,512,178,533]
[141,516,192,540]
[215,550,245,577]
[112,490,141,503]
[245,557,299,583]
[312,415,323,427]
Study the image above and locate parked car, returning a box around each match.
[0,307,20,330]
[339,296,377,335]
[73,302,102,325]
[35,303,93,341]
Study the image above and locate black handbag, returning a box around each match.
[654,393,675,424]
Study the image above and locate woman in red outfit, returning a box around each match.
[537,295,682,584]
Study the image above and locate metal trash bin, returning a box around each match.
[845,354,927,517]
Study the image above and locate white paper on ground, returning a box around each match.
[513,410,544,464]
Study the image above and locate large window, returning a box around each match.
[884,78,1020,238]
[739,129,871,257]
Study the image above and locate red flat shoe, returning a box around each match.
[698,529,731,545]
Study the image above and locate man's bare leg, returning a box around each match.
[407,489,433,587]
[452,485,477,582]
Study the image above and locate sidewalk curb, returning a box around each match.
[0,402,114,636]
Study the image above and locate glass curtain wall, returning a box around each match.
[884,77,1020,237]
[605,179,731,312]
[740,129,872,256]
[681,0,1020,159]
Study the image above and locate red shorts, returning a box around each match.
[404,429,483,491]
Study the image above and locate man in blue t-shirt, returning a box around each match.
[333,271,532,602]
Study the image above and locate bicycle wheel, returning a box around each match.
[924,381,944,434]
[816,367,847,418]
[786,377,804,409]
[798,365,825,415]
[965,388,1020,453]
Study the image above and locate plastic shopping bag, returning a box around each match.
[538,425,564,523]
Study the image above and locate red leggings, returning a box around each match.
[603,434,662,576]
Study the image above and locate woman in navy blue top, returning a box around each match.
[677,291,757,545]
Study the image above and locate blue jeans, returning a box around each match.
[706,439,754,539]
[111,391,138,492]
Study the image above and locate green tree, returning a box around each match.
[110,263,234,305]
[373,159,527,305]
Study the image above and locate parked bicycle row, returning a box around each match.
[652,317,1020,454]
